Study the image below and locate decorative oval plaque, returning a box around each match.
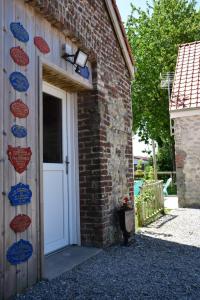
[7,145,32,174]
[8,182,32,206]
[34,36,50,54]
[10,22,29,43]
[10,99,29,118]
[7,239,33,265]
[10,46,29,66]
[11,124,27,138]
[9,72,29,92]
[10,214,31,233]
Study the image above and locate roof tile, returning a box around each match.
[170,41,200,110]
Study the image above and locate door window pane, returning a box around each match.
[43,92,63,163]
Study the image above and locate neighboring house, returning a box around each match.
[134,156,149,171]
[0,0,134,298]
[170,41,200,208]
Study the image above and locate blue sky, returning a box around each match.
[116,0,200,22]
[116,0,147,22]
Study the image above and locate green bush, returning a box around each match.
[167,184,177,195]
[144,165,154,180]
[135,159,144,179]
[136,187,155,203]
[144,165,150,180]
[135,169,144,179]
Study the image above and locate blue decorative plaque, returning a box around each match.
[9,72,29,92]
[77,66,90,80]
[11,124,27,138]
[8,183,32,206]
[7,239,33,265]
[10,22,29,43]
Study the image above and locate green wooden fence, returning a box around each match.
[135,180,164,227]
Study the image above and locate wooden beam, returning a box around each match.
[104,0,134,78]
[42,59,93,92]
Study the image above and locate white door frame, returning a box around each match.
[66,92,81,245]
[42,81,80,253]
[43,82,68,254]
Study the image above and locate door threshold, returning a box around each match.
[43,245,102,281]
[45,245,72,257]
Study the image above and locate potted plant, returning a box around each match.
[118,196,134,246]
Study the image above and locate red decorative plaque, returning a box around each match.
[10,99,29,118]
[10,214,31,233]
[7,145,32,174]
[34,36,50,54]
[10,46,29,66]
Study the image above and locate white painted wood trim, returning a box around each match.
[41,57,93,91]
[67,93,81,245]
[170,108,200,119]
[0,0,4,296]
[74,96,81,245]
[38,57,44,279]
[104,0,134,77]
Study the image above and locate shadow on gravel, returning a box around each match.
[147,214,178,229]
[140,230,173,237]
[15,233,200,300]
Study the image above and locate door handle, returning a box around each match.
[65,155,70,174]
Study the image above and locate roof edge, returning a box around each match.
[104,0,135,78]
[179,40,200,47]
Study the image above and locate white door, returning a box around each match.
[43,82,69,254]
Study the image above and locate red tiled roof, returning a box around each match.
[111,0,134,65]
[134,156,149,161]
[170,41,200,110]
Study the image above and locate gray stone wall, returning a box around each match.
[174,114,200,208]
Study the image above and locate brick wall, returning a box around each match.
[174,115,200,208]
[26,0,133,246]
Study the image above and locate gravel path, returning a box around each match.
[15,209,200,300]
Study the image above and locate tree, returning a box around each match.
[157,142,173,171]
[127,0,200,144]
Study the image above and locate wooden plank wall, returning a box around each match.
[4,0,17,297]
[0,0,92,298]
[0,0,4,298]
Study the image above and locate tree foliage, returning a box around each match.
[137,159,143,170]
[127,0,200,144]
[157,142,174,171]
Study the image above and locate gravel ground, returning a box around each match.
[15,209,200,300]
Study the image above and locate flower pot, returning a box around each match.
[118,208,134,246]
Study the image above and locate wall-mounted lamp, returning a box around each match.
[62,46,88,69]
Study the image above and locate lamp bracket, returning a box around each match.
[62,53,75,64]
[62,47,88,70]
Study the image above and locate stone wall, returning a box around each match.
[174,115,200,208]
[25,0,134,246]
